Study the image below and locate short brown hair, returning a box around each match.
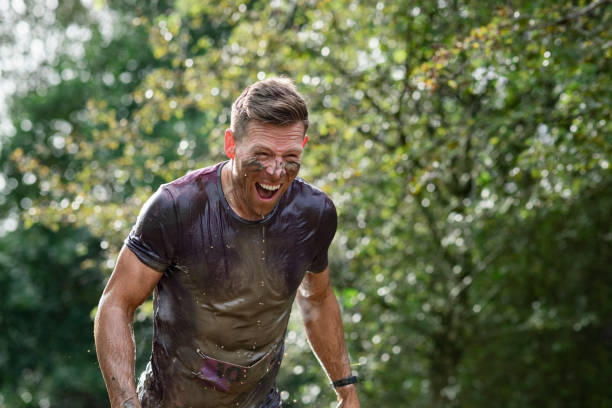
[230,77,309,141]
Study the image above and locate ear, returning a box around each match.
[225,129,236,159]
[302,135,308,149]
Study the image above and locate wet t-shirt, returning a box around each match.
[125,161,337,408]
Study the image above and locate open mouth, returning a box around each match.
[255,182,281,200]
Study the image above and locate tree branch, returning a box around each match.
[553,0,611,25]
[413,190,459,269]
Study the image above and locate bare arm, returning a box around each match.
[94,246,162,408]
[297,267,360,408]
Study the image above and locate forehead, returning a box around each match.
[240,121,305,150]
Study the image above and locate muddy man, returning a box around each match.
[94,78,360,408]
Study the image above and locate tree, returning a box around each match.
[0,1,162,405]
[4,0,612,406]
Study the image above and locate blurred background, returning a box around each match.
[1,0,611,407]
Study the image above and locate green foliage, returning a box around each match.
[2,0,612,406]
[0,225,106,407]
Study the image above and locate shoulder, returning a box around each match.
[161,162,222,201]
[286,177,336,219]
[290,176,332,202]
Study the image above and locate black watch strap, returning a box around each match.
[332,375,358,388]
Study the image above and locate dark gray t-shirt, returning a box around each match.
[125,162,337,408]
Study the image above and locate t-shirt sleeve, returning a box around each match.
[309,195,338,273]
[124,185,178,273]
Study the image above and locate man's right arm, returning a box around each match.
[94,246,162,408]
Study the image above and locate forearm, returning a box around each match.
[297,268,359,406]
[94,301,141,408]
[297,287,352,381]
[297,287,359,405]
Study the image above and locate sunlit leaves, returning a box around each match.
[4,0,612,406]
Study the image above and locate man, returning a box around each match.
[94,77,360,408]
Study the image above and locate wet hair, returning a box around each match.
[230,77,309,141]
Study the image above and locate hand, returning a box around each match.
[336,384,360,408]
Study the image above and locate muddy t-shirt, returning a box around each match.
[125,161,337,408]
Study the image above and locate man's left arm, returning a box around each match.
[297,267,360,408]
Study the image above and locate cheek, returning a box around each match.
[285,161,301,177]
[242,157,266,173]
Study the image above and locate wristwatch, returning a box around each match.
[331,375,358,388]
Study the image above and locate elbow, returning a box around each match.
[94,294,112,338]
[297,288,331,325]
[94,293,136,333]
[298,283,333,304]
[298,300,322,326]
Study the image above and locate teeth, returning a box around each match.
[259,183,280,191]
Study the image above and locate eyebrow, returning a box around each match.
[252,145,302,155]
[252,144,272,151]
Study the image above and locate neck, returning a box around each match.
[221,160,259,220]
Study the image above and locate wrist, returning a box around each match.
[331,375,358,388]
[335,383,357,394]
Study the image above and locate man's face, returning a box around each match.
[230,121,304,219]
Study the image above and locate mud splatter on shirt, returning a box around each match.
[126,161,336,408]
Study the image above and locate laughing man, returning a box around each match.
[94,77,360,408]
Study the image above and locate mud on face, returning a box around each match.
[243,157,301,179]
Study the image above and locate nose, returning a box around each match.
[265,158,283,179]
